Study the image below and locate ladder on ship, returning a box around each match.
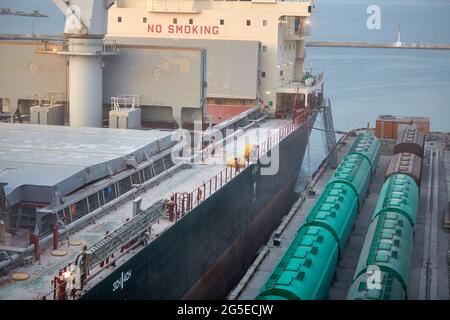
[72,199,167,286]
[321,98,338,168]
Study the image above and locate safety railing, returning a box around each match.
[102,40,118,54]
[171,165,243,221]
[171,110,312,218]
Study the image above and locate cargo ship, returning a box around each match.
[0,0,325,299]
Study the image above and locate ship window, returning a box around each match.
[173,18,177,24]
[263,20,268,27]
[143,17,147,23]
[262,46,267,53]
[118,17,122,23]
[189,18,194,25]
[246,20,251,26]
[261,72,266,78]
[220,19,224,25]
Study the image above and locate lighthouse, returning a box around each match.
[395,25,402,48]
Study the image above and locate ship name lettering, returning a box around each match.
[112,270,132,293]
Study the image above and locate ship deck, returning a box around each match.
[231,131,450,300]
[0,123,174,206]
[0,117,292,300]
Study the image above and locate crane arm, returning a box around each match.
[52,0,88,35]
[52,0,116,35]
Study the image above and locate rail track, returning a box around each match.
[419,143,439,299]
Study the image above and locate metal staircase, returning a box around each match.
[80,199,167,271]
[321,98,338,168]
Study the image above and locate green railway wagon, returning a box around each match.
[352,211,414,289]
[347,133,381,175]
[303,182,358,255]
[372,174,419,227]
[256,226,339,300]
[347,270,406,300]
[328,153,372,206]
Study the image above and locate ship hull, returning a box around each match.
[81,112,318,300]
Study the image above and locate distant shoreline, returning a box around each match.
[1,35,449,52]
[0,7,48,18]
[306,40,450,51]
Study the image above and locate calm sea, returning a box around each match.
[1,0,449,187]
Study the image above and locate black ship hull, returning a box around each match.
[81,112,318,300]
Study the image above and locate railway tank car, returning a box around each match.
[385,152,422,187]
[372,174,419,227]
[328,153,372,207]
[347,173,419,300]
[255,226,339,300]
[257,132,380,300]
[302,182,358,256]
[302,137,380,256]
[394,126,425,158]
[347,132,381,175]
[346,270,406,300]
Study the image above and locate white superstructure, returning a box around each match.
[108,0,323,114]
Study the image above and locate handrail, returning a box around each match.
[172,108,314,217]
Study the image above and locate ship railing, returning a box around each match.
[172,165,242,220]
[35,40,66,54]
[39,277,67,300]
[111,95,140,110]
[300,23,311,37]
[290,70,324,88]
[172,111,313,217]
[213,103,263,132]
[283,24,310,40]
[143,0,211,12]
[103,40,118,54]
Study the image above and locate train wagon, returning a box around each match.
[256,226,339,300]
[347,132,381,175]
[372,174,419,227]
[347,270,406,300]
[385,152,422,186]
[347,173,419,300]
[257,133,381,300]
[394,126,425,158]
[302,182,358,256]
